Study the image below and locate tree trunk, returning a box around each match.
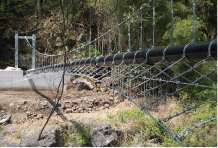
[89,0,92,42]
[37,0,41,24]
[97,18,100,52]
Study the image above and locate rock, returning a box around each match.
[104,103,110,108]
[93,101,100,107]
[99,106,105,110]
[18,100,27,105]
[109,97,114,101]
[0,114,11,125]
[73,110,78,113]
[72,106,77,110]
[73,78,94,91]
[61,101,72,109]
[19,125,63,147]
[91,123,122,147]
[64,109,72,113]
[88,104,93,108]
[100,88,107,92]
[36,114,43,119]
[79,110,84,113]
[61,102,66,109]
[40,101,48,107]
[26,111,32,117]
[19,134,39,147]
[32,113,37,117]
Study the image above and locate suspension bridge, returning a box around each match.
[1,0,217,147]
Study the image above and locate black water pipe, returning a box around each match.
[28,40,217,73]
[70,40,217,67]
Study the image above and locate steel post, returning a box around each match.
[15,33,18,69]
[32,34,36,69]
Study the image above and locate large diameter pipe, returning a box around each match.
[28,41,217,73]
[72,41,217,67]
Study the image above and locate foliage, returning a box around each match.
[0,126,2,133]
[68,125,91,147]
[171,61,217,101]
[163,15,205,45]
[107,106,217,147]
[0,0,216,68]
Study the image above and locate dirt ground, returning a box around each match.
[0,89,137,124]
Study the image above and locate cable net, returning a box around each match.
[26,40,217,147]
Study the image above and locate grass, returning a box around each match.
[105,99,217,147]
[0,126,2,133]
[68,124,91,147]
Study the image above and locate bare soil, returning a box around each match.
[0,87,131,122]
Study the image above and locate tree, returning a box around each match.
[37,0,42,25]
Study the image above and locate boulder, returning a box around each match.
[91,123,122,147]
[0,114,11,125]
[73,78,94,91]
[19,125,63,147]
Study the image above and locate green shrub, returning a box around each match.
[68,125,91,147]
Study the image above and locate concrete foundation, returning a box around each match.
[0,70,70,91]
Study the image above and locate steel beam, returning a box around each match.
[18,36,34,39]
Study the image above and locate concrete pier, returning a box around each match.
[0,69,70,91]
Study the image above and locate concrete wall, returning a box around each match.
[0,70,70,91]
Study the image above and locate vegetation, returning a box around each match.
[106,103,217,147]
[0,126,3,134]
[0,0,216,68]
[68,125,91,146]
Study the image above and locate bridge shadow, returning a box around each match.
[28,79,68,122]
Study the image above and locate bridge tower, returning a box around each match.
[14,33,36,70]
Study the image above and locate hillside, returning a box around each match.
[0,0,217,68]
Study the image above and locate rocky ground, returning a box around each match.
[0,77,132,147]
